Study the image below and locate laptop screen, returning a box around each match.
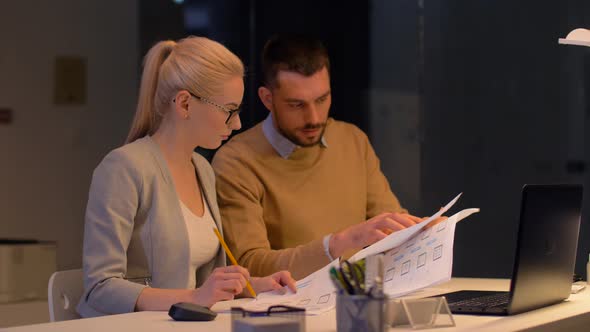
[507,184,583,314]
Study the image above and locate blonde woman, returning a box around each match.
[77,36,296,317]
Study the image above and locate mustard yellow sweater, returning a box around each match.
[212,118,405,279]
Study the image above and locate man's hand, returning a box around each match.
[329,212,421,258]
[423,216,448,229]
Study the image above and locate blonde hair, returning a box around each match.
[126,36,244,143]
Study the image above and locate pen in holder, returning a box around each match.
[332,255,455,330]
[333,255,388,332]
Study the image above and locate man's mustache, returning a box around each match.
[302,123,326,130]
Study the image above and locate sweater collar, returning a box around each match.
[262,113,328,159]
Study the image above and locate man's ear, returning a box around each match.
[258,86,274,112]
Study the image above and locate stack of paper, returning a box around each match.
[242,193,479,315]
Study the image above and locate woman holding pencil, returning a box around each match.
[77,36,296,318]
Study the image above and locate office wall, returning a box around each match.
[370,0,589,278]
[0,1,139,269]
[369,0,422,212]
[421,1,588,278]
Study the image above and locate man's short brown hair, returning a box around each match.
[261,33,330,89]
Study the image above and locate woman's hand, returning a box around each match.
[248,270,297,297]
[192,265,250,307]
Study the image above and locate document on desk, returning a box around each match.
[242,259,339,315]
[349,192,463,262]
[376,207,479,297]
[241,194,479,315]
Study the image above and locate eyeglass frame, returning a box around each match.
[185,90,241,124]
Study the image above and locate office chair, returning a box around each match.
[47,269,83,322]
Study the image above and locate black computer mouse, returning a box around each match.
[168,302,218,321]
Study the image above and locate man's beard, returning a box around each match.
[282,122,326,147]
[273,108,327,147]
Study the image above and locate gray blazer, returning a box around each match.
[77,136,226,317]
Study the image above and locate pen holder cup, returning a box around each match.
[336,294,387,332]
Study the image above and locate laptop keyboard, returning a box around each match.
[450,292,510,308]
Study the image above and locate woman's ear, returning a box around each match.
[172,90,191,118]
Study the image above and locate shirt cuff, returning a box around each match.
[323,234,335,261]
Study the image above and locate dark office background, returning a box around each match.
[138,0,590,278]
[0,0,588,280]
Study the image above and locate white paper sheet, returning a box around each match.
[349,193,462,262]
[239,195,478,315]
[379,208,479,297]
[241,259,339,315]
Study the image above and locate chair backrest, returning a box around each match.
[47,269,83,322]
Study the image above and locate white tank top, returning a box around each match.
[179,193,220,289]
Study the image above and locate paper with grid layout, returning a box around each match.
[240,194,478,315]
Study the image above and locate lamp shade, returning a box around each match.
[558,28,590,47]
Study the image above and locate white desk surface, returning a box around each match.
[3,278,590,332]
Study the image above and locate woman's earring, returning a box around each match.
[185,113,190,120]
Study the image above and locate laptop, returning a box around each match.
[440,184,583,315]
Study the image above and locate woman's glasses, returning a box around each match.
[187,91,241,124]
